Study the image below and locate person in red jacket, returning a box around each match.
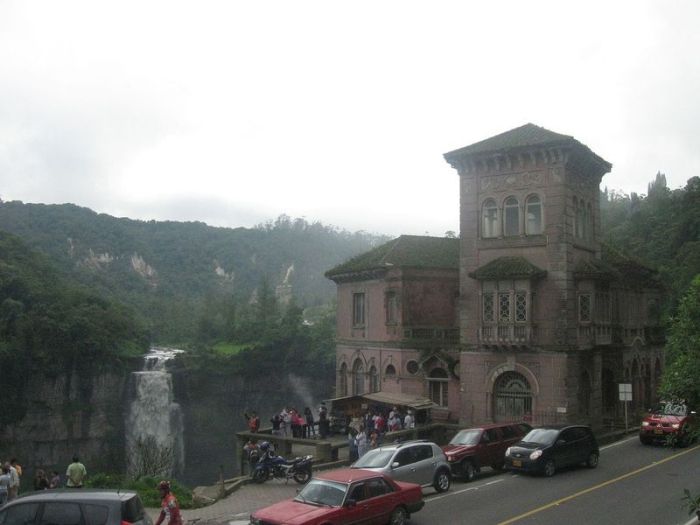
[155,481,183,525]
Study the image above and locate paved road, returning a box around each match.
[175,437,700,525]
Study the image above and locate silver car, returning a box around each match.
[351,440,451,492]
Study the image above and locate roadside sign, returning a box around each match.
[619,383,632,401]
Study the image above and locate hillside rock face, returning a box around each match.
[0,369,129,475]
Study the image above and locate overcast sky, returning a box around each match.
[1,1,699,237]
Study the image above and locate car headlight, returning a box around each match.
[641,421,650,427]
[447,455,455,462]
[529,450,543,460]
[672,423,680,429]
[505,447,512,457]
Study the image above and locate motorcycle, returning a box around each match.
[251,453,313,484]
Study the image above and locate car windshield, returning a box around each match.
[295,479,347,507]
[449,429,481,446]
[653,402,688,417]
[352,449,395,468]
[521,428,559,446]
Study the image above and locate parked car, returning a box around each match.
[0,489,152,525]
[639,401,697,446]
[351,440,451,492]
[504,424,599,477]
[249,468,424,525]
[442,422,532,481]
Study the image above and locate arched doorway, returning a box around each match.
[369,365,378,393]
[428,368,449,407]
[352,359,365,395]
[493,371,532,422]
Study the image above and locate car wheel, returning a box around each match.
[586,451,599,468]
[389,506,408,525]
[491,461,505,471]
[543,459,556,477]
[462,460,476,482]
[434,468,451,492]
[293,469,311,484]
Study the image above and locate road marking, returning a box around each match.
[427,478,504,502]
[496,443,700,525]
[600,435,638,450]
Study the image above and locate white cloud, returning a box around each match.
[1,0,699,236]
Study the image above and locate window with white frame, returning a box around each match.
[482,281,532,326]
[482,198,499,238]
[499,292,511,322]
[483,293,495,323]
[525,195,543,235]
[352,292,365,326]
[504,197,520,237]
[428,368,449,407]
[515,291,527,322]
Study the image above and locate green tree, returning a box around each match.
[659,275,700,406]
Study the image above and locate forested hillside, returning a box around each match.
[0,230,148,423]
[0,201,387,343]
[601,173,700,312]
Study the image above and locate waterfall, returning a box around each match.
[125,347,185,480]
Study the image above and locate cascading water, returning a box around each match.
[125,347,185,479]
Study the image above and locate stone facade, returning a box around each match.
[327,124,665,430]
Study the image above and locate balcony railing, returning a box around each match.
[479,324,534,346]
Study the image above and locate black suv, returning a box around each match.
[504,424,599,477]
[0,489,152,525]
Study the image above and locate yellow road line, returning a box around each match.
[497,444,700,525]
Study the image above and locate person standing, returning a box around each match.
[304,407,316,438]
[154,481,183,525]
[66,456,87,488]
[6,461,19,501]
[318,402,329,439]
[404,410,415,429]
[49,471,61,489]
[0,465,11,505]
[356,429,369,458]
[244,411,260,433]
[34,469,50,490]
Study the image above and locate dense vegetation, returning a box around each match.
[0,231,149,424]
[0,202,386,344]
[601,173,700,311]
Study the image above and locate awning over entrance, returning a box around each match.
[326,391,439,418]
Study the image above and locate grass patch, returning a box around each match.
[212,342,249,356]
[85,474,196,509]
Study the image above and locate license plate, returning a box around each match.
[512,459,522,467]
[654,429,664,435]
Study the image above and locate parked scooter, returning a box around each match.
[251,442,313,484]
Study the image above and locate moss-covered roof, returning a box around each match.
[325,235,459,281]
[469,256,546,280]
[444,123,612,171]
[573,258,620,281]
[601,244,662,289]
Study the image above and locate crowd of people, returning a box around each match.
[346,406,415,461]
[246,402,331,440]
[240,403,417,470]
[0,455,87,506]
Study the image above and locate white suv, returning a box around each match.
[351,440,451,492]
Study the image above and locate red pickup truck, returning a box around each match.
[442,422,532,481]
[639,401,697,446]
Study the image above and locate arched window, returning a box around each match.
[493,371,532,422]
[385,364,396,378]
[576,198,585,239]
[352,359,365,395]
[525,195,542,235]
[369,366,378,393]
[503,197,520,237]
[482,199,499,238]
[428,367,449,407]
[339,363,348,397]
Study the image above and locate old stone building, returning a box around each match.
[326,124,664,429]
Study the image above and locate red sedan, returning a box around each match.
[249,468,425,525]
